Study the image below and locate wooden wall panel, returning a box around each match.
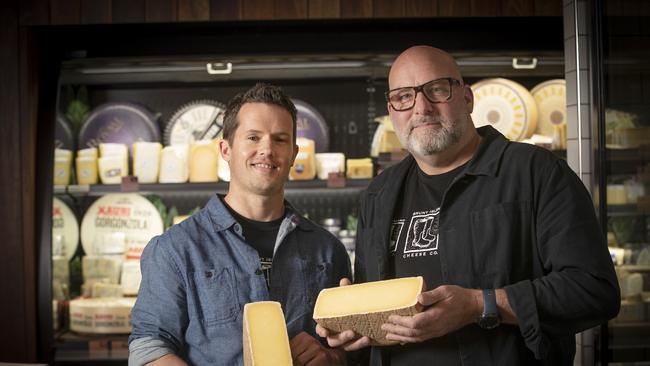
[112,0,145,23]
[405,0,437,17]
[341,0,372,18]
[19,0,50,25]
[210,0,242,20]
[534,0,561,16]
[179,0,210,21]
[0,0,33,361]
[145,0,178,22]
[374,0,404,18]
[242,0,274,20]
[502,0,534,16]
[81,0,111,24]
[472,0,500,16]
[275,0,307,19]
[50,0,81,24]
[308,0,340,18]
[438,0,470,16]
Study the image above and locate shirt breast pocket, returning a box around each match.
[190,267,239,326]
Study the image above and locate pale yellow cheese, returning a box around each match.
[289,138,316,180]
[346,158,373,179]
[313,276,424,345]
[189,140,219,183]
[91,282,123,298]
[133,142,162,184]
[243,301,292,366]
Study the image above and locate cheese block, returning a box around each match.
[133,141,162,184]
[78,147,98,159]
[52,198,79,260]
[315,153,345,180]
[69,297,136,334]
[371,116,404,157]
[471,78,538,141]
[54,149,73,186]
[120,260,142,296]
[346,158,373,179]
[92,282,123,298]
[82,255,123,284]
[531,79,566,139]
[80,193,164,257]
[243,301,292,366]
[189,140,219,183]
[289,137,316,180]
[76,156,98,185]
[159,145,189,183]
[313,276,424,345]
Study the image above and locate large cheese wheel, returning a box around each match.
[313,276,424,345]
[80,194,163,258]
[293,99,329,153]
[69,297,136,334]
[531,79,566,137]
[52,198,79,260]
[471,78,538,141]
[243,302,292,366]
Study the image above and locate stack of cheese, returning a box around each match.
[313,276,424,345]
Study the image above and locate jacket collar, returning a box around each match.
[205,194,314,232]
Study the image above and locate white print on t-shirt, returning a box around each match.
[389,219,405,253]
[404,208,440,254]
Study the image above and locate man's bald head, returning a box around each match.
[388,46,464,89]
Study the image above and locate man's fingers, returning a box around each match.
[342,335,371,351]
[340,277,351,286]
[315,324,330,338]
[385,332,421,344]
[293,343,318,366]
[418,288,445,306]
[325,329,357,348]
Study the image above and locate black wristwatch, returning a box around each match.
[477,289,501,330]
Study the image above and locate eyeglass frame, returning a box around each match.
[385,77,463,112]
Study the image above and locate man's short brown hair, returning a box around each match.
[222,83,297,145]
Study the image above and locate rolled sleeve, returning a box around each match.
[128,336,176,366]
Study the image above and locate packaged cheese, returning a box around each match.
[82,255,123,285]
[54,149,73,186]
[91,282,123,298]
[243,301,292,366]
[69,297,136,334]
[346,158,373,179]
[313,276,424,345]
[133,141,162,184]
[121,260,142,296]
[189,140,219,183]
[76,156,98,185]
[315,153,345,180]
[159,145,189,183]
[289,137,316,180]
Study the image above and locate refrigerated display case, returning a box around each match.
[36,18,564,364]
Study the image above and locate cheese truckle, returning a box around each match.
[313,276,425,345]
[243,301,292,366]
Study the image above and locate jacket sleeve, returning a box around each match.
[128,236,188,360]
[504,159,620,359]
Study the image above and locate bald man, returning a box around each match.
[317,46,620,365]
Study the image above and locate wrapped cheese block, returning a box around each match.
[69,297,136,334]
[243,301,292,366]
[289,137,316,180]
[315,153,345,180]
[346,158,373,179]
[313,276,424,345]
[159,145,189,183]
[121,260,142,296]
[189,139,219,183]
[133,141,162,183]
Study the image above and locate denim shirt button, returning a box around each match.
[234,224,242,234]
[255,268,263,275]
[317,264,325,271]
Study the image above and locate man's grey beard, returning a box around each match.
[398,115,465,155]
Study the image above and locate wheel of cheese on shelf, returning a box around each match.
[293,99,329,153]
[78,102,161,155]
[471,78,538,141]
[530,79,566,137]
[69,297,137,334]
[52,197,79,260]
[164,99,226,146]
[80,193,163,258]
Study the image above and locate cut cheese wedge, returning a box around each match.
[243,301,292,366]
[313,276,424,345]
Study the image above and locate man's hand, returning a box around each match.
[315,278,372,352]
[290,331,345,366]
[381,285,482,344]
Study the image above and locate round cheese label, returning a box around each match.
[80,193,163,259]
[52,197,79,260]
[79,102,161,155]
[471,78,538,141]
[294,99,329,153]
[531,79,566,137]
[164,100,226,146]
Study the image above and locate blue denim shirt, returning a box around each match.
[128,195,351,365]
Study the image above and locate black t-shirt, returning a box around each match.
[388,162,466,366]
[222,198,283,288]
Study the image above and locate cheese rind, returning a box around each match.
[243,301,292,366]
[313,276,424,345]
